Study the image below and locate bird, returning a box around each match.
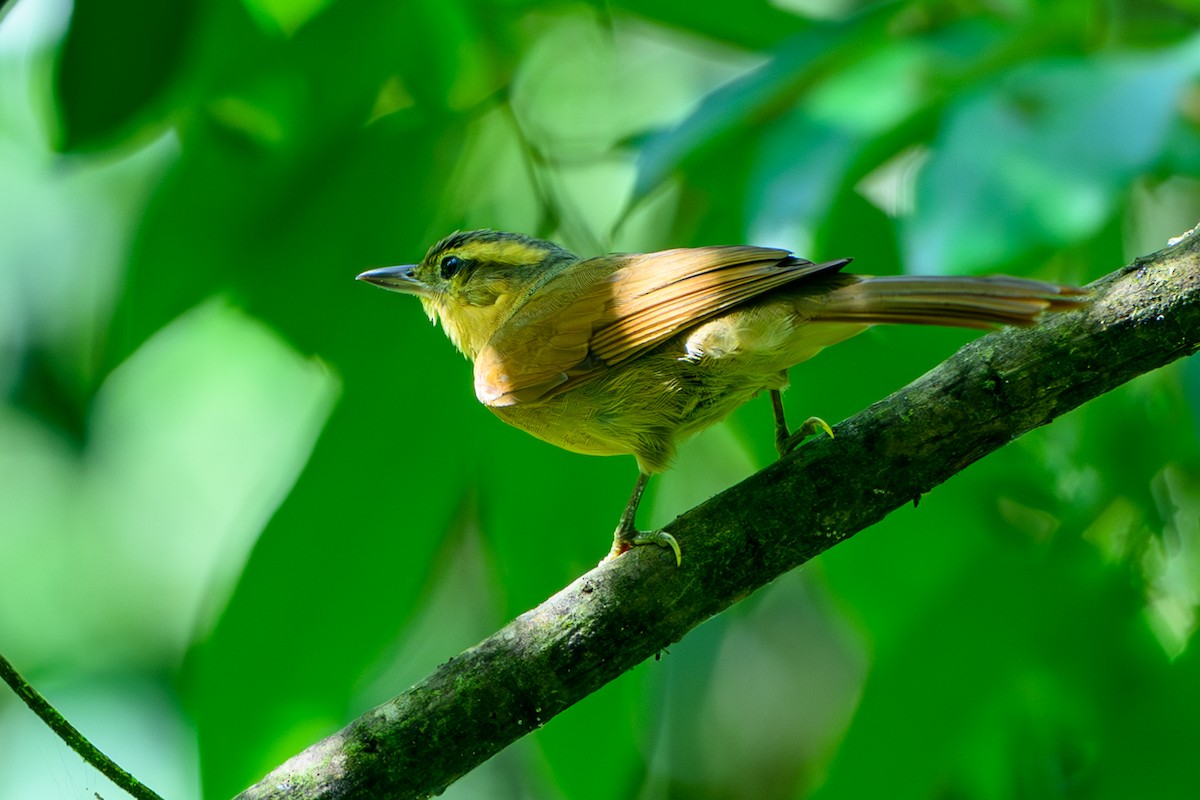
[357,229,1087,565]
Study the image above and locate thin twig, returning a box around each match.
[0,654,165,800]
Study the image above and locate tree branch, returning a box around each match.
[236,231,1200,800]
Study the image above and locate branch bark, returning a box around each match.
[236,231,1200,800]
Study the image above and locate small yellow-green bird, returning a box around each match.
[358,230,1086,564]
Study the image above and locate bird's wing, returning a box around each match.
[474,246,851,407]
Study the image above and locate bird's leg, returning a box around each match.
[604,471,681,565]
[770,389,834,457]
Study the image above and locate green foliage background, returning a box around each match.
[3,0,1200,797]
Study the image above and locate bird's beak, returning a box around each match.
[355,264,432,297]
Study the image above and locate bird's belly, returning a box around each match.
[489,392,634,458]
[487,345,789,472]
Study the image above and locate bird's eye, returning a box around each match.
[440,255,466,280]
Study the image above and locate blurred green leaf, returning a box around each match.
[815,466,1147,799]
[609,0,810,50]
[633,7,885,200]
[906,35,1200,274]
[52,0,198,151]
[241,0,332,37]
[0,299,335,667]
[536,675,649,800]
[748,39,938,252]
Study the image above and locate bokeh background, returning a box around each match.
[3,0,1200,797]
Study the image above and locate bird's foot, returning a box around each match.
[775,415,834,457]
[603,526,681,566]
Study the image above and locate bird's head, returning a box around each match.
[357,229,577,358]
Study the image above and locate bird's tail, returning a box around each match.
[812,275,1089,330]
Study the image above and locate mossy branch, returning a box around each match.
[235,231,1200,800]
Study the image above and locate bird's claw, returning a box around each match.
[776,415,834,457]
[604,528,681,566]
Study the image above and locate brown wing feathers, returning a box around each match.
[476,246,847,405]
[591,249,851,365]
